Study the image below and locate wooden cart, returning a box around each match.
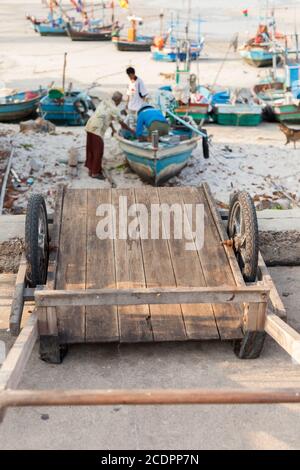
[2,183,300,418]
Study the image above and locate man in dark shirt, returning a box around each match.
[135,105,169,141]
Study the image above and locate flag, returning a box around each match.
[119,0,129,9]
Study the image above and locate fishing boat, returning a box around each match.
[113,16,154,52]
[169,43,211,123]
[0,89,46,122]
[272,101,300,124]
[239,21,283,67]
[239,45,280,68]
[174,102,209,123]
[114,36,153,51]
[253,78,285,102]
[213,103,263,126]
[151,15,204,62]
[40,88,95,126]
[35,20,67,37]
[115,131,199,185]
[152,41,204,62]
[66,22,112,41]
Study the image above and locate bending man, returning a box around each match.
[85,91,133,179]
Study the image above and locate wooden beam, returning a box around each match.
[9,253,27,336]
[0,313,37,422]
[1,388,300,410]
[258,253,287,320]
[0,313,37,393]
[46,185,65,290]
[35,286,270,308]
[265,314,300,364]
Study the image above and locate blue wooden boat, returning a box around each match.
[116,132,199,185]
[152,39,204,62]
[39,89,95,126]
[34,17,67,36]
[0,89,46,122]
[239,45,280,67]
[35,23,66,36]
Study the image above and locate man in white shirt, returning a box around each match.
[126,67,148,114]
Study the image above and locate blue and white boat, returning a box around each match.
[35,20,67,37]
[152,35,204,63]
[39,89,95,126]
[116,132,199,185]
[0,89,46,122]
[239,45,280,68]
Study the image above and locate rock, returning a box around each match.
[68,147,79,167]
[19,117,56,134]
[30,158,43,172]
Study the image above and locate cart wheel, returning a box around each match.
[25,194,49,288]
[227,191,259,282]
[234,331,266,359]
[40,336,68,364]
[202,129,210,159]
[74,98,88,116]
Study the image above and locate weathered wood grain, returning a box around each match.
[113,189,153,343]
[85,189,119,342]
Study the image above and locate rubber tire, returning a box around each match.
[25,194,49,287]
[202,129,210,159]
[228,191,259,283]
[234,331,266,359]
[88,98,96,111]
[74,98,88,116]
[39,336,68,364]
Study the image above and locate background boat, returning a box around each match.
[239,45,281,67]
[114,15,154,52]
[66,22,112,41]
[273,102,300,123]
[174,102,209,123]
[151,14,204,62]
[213,103,263,126]
[152,40,204,62]
[35,20,67,37]
[113,35,153,51]
[116,132,199,185]
[0,89,46,122]
[39,88,95,126]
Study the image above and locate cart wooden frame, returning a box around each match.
[2,183,300,420]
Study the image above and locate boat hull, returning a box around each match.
[0,92,45,122]
[115,39,152,52]
[273,104,300,123]
[40,91,91,125]
[175,104,210,123]
[240,48,280,68]
[214,104,262,126]
[35,24,67,36]
[116,135,199,184]
[151,48,201,62]
[66,24,112,41]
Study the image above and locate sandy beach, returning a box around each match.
[0,0,299,211]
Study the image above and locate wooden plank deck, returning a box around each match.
[54,187,244,344]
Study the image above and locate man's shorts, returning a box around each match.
[148,120,170,136]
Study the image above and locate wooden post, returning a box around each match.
[62,52,67,91]
[9,254,27,336]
